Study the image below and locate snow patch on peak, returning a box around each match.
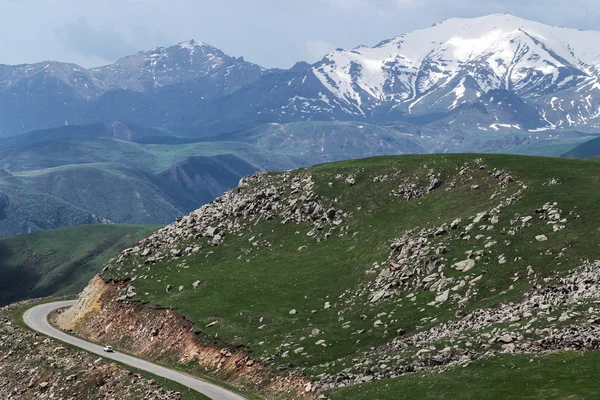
[178,39,207,51]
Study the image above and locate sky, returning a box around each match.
[1,0,600,69]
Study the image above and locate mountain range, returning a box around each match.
[2,13,600,235]
[4,14,600,138]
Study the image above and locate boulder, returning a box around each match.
[497,334,514,344]
[192,280,204,289]
[473,212,489,224]
[452,259,476,272]
[435,290,450,303]
[211,234,223,246]
[450,218,462,230]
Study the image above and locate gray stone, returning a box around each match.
[192,280,204,289]
[453,259,476,272]
[497,334,514,344]
[435,290,450,303]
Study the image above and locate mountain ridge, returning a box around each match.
[3,15,600,138]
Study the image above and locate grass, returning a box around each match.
[0,224,159,306]
[327,351,600,399]
[100,153,600,390]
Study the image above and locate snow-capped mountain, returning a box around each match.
[2,14,600,139]
[309,13,600,129]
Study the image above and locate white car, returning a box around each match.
[103,346,114,353]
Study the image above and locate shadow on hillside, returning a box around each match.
[0,241,41,307]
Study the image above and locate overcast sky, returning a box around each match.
[1,0,599,69]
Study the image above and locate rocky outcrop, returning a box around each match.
[358,182,525,307]
[56,275,108,331]
[103,171,346,276]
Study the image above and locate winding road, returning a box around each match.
[24,301,246,400]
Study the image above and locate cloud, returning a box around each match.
[305,39,336,62]
[323,0,388,17]
[3,0,600,69]
[56,16,135,62]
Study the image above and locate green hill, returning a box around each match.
[16,163,200,225]
[562,135,600,158]
[62,153,600,398]
[0,132,298,234]
[0,224,158,306]
[0,171,101,237]
[222,121,427,164]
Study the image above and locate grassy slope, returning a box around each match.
[16,163,198,225]
[0,224,158,306]
[328,351,600,400]
[0,137,297,231]
[102,153,600,397]
[562,136,600,158]
[0,172,99,237]
[492,137,593,157]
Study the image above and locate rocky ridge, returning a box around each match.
[104,171,347,281]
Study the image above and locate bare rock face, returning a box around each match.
[57,275,109,331]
